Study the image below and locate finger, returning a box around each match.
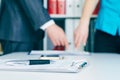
[55,39,61,46]
[51,38,57,47]
[59,37,65,46]
[74,31,79,45]
[75,33,84,49]
[76,36,82,49]
[74,33,81,48]
[59,34,68,49]
[50,37,60,47]
[83,35,88,46]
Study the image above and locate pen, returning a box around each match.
[71,61,87,69]
[5,60,54,66]
[79,62,87,69]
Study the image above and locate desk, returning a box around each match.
[0,52,120,80]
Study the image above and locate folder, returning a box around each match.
[30,50,90,56]
[0,59,88,73]
[66,0,74,17]
[65,19,74,50]
[74,0,82,17]
[57,0,66,15]
[48,0,57,14]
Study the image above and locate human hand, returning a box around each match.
[74,20,89,49]
[46,24,68,49]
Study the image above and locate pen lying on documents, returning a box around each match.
[79,62,87,69]
[5,60,55,66]
[71,61,87,69]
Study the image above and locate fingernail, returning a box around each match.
[83,43,86,46]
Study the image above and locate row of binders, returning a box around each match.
[44,0,100,16]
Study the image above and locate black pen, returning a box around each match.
[5,60,54,66]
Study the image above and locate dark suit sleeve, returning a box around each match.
[17,0,52,31]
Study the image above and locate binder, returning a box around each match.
[65,19,74,50]
[48,0,57,14]
[93,2,100,15]
[57,0,66,15]
[66,0,74,17]
[0,59,88,73]
[74,0,82,17]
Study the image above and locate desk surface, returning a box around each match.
[0,52,120,80]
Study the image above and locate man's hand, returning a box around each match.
[46,24,68,49]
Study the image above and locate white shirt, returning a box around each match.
[40,20,55,31]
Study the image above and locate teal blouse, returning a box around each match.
[95,0,120,35]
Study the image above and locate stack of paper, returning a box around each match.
[0,59,88,73]
[30,50,90,56]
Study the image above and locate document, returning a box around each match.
[0,59,88,73]
[29,50,90,56]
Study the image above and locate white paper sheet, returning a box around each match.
[0,59,88,73]
[30,50,90,56]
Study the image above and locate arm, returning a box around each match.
[81,0,99,22]
[17,0,68,49]
[74,0,99,49]
[17,0,51,31]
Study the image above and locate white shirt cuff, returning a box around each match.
[40,20,55,30]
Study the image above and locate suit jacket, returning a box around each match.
[0,0,51,42]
